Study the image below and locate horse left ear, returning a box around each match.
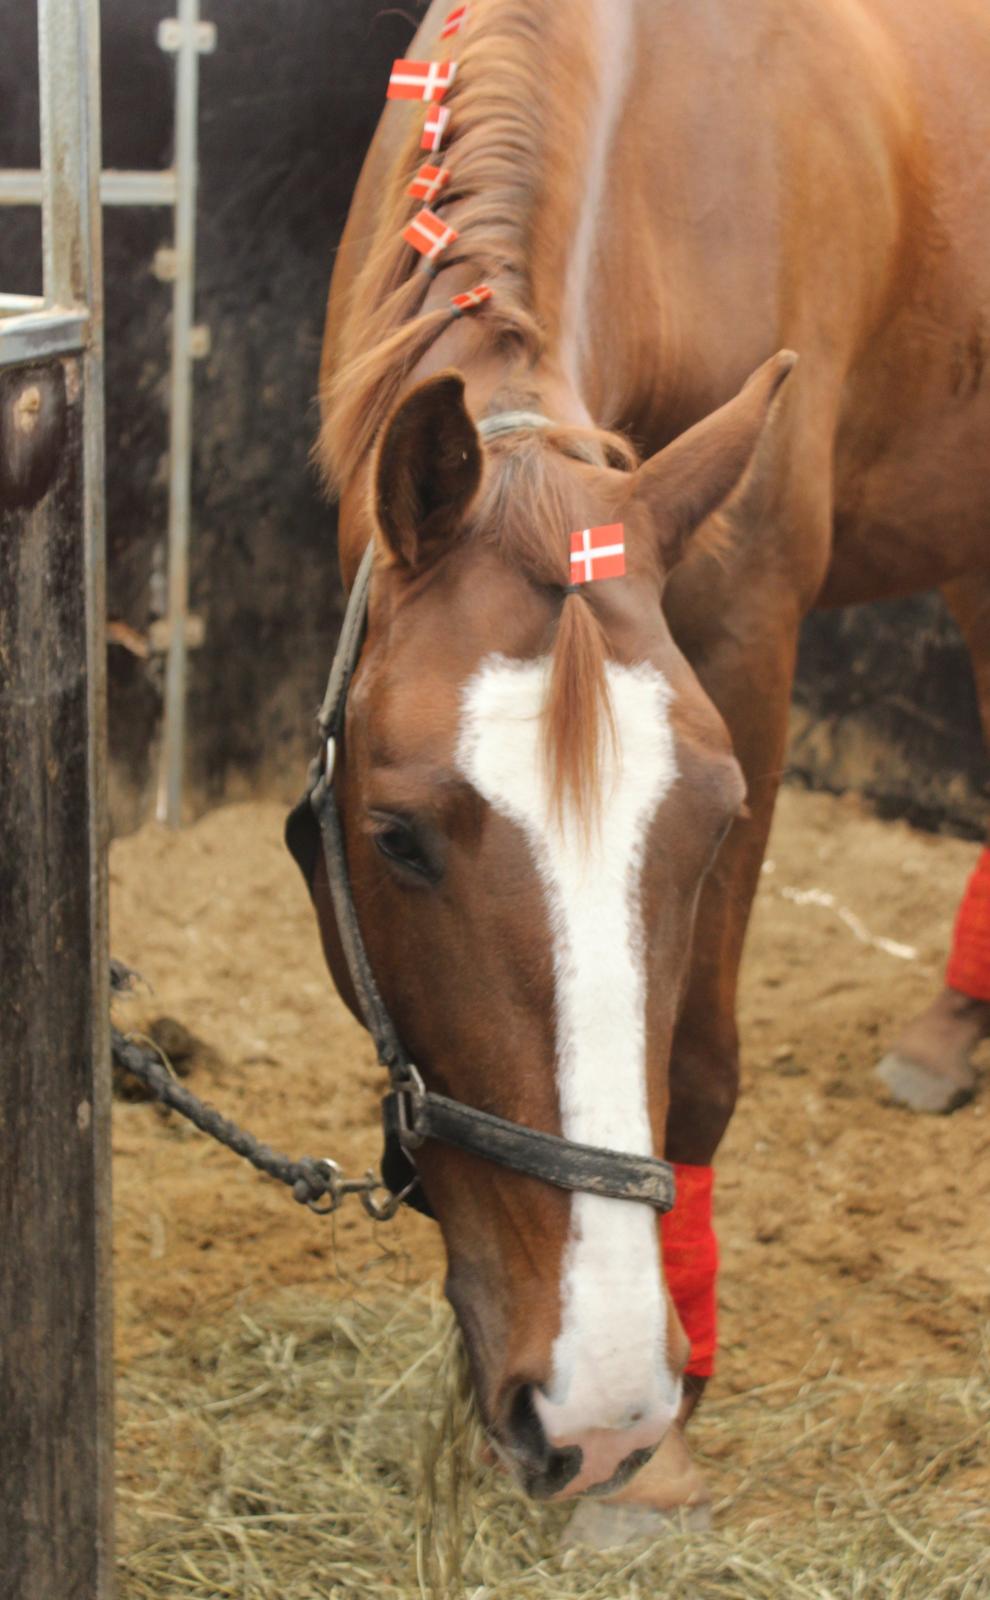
[374,370,483,571]
[630,350,798,569]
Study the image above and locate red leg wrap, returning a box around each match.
[946,849,990,1003]
[661,1162,718,1379]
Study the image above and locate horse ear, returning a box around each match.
[374,370,483,571]
[630,351,797,569]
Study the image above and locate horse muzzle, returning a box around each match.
[500,1381,675,1501]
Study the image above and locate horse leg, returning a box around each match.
[563,606,799,1548]
[874,576,990,1113]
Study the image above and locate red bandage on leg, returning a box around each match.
[661,1162,718,1379]
[946,849,990,1002]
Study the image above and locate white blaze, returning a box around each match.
[457,654,682,1463]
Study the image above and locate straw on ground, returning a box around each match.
[117,1290,990,1600]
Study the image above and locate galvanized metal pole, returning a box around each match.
[157,0,205,825]
[4,6,213,830]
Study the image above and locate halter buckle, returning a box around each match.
[393,1064,427,1151]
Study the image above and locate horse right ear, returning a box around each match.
[629,351,797,571]
[374,370,483,571]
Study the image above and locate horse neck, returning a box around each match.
[524,0,638,404]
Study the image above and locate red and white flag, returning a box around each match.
[450,283,492,313]
[421,103,452,151]
[403,207,459,261]
[568,524,627,584]
[387,59,458,102]
[441,4,469,37]
[408,163,451,203]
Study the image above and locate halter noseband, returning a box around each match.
[301,419,677,1219]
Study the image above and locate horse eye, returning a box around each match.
[372,817,433,878]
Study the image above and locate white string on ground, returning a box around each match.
[776,884,918,962]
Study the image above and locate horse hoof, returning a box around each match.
[559,1498,712,1552]
[874,1051,976,1114]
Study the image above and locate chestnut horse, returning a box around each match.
[295,0,990,1535]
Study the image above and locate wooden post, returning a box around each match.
[0,3,112,1596]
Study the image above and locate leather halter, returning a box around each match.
[300,417,677,1219]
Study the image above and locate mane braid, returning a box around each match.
[318,0,555,492]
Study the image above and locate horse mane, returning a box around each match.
[318,0,563,493]
[320,0,641,828]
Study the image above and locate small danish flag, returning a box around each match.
[402,207,460,261]
[569,524,627,584]
[387,59,458,102]
[408,163,451,203]
[450,283,493,313]
[441,4,469,37]
[421,103,452,151]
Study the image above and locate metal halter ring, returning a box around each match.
[306,1158,397,1220]
[393,1064,428,1152]
[360,1175,420,1222]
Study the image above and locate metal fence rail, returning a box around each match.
[0,0,216,827]
[0,167,179,205]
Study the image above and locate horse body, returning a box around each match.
[330,0,990,585]
[308,0,990,1514]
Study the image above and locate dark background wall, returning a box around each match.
[794,602,986,839]
[1,0,985,837]
[1,0,420,831]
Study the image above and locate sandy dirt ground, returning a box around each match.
[110,785,990,1433]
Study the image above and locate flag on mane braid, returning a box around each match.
[403,208,459,261]
[441,4,469,38]
[421,104,452,151]
[451,283,492,313]
[387,60,458,102]
[408,164,451,203]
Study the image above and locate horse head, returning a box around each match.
[296,352,793,1500]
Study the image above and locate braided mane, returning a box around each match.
[317,0,578,491]
[320,0,640,827]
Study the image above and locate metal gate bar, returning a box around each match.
[0,169,178,205]
[0,1,216,827]
[158,0,210,826]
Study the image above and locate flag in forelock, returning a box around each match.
[568,524,627,585]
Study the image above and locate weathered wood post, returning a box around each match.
[0,2,113,1596]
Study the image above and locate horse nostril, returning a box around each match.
[505,1384,583,1499]
[506,1383,548,1468]
[537,1442,584,1499]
